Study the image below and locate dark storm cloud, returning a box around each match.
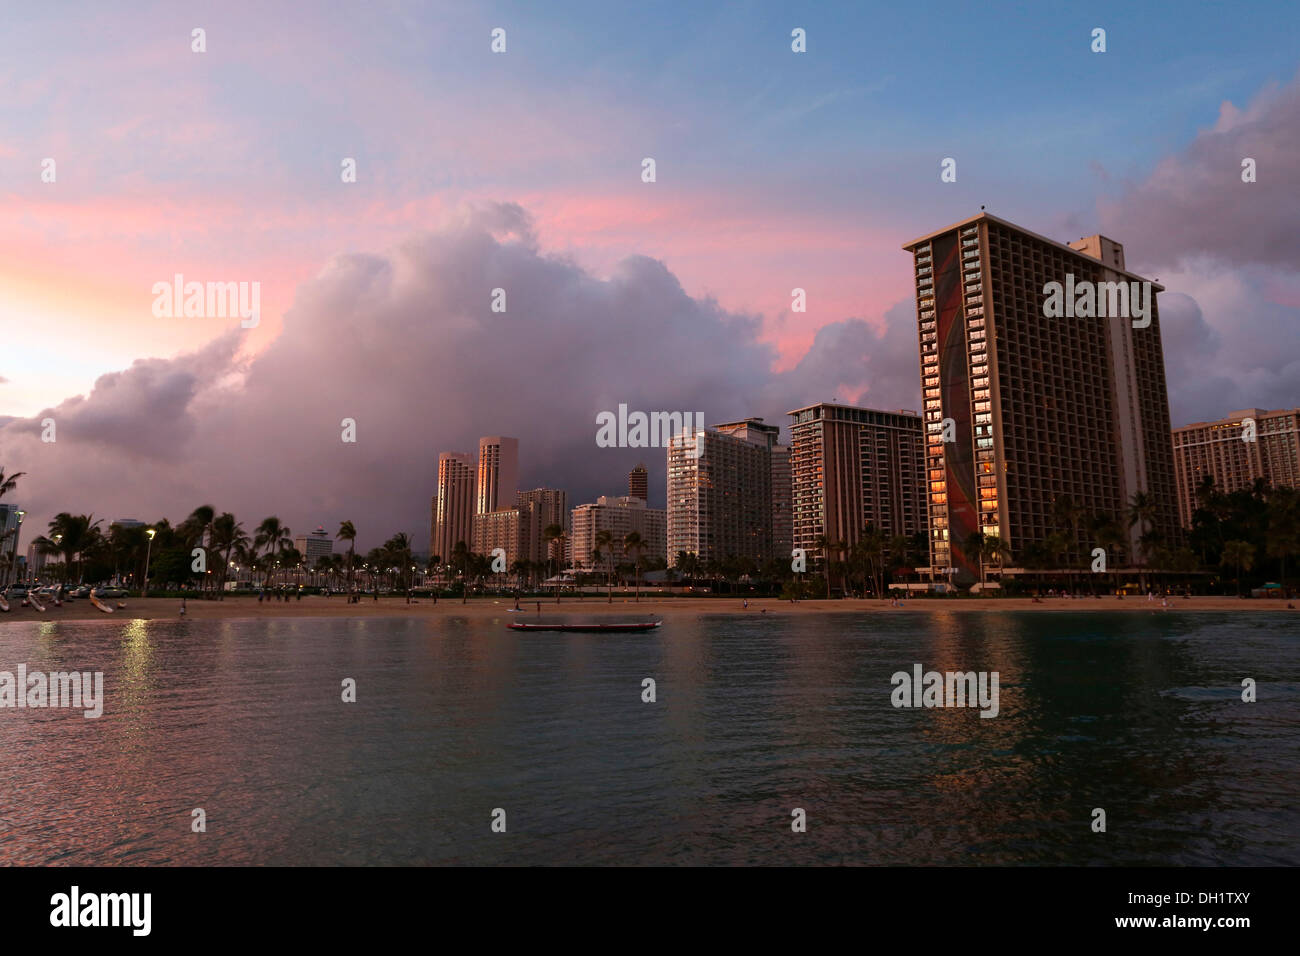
[0,203,908,547]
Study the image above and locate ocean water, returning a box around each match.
[1,611,1296,865]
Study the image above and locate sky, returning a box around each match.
[1,0,1298,549]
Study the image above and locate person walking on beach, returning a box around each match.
[180,597,187,618]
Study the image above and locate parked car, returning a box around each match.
[94,587,128,599]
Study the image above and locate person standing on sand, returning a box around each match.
[180,597,187,618]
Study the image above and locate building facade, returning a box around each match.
[1172,408,1300,527]
[666,420,789,567]
[0,503,24,582]
[432,451,475,562]
[476,436,519,516]
[294,526,334,567]
[902,212,1179,583]
[570,496,666,571]
[628,464,648,501]
[516,487,570,568]
[787,404,927,564]
[471,508,528,568]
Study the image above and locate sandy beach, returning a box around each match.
[1,593,1294,623]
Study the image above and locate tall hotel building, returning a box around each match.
[293,526,334,566]
[666,419,791,566]
[902,212,1179,583]
[787,404,927,561]
[1172,408,1300,527]
[431,452,475,561]
[476,436,519,515]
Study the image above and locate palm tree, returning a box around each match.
[180,505,216,593]
[977,534,1011,594]
[43,513,103,584]
[0,468,23,501]
[209,512,248,599]
[1264,486,1299,594]
[595,529,615,603]
[336,520,357,592]
[623,530,646,602]
[1127,491,1159,592]
[1221,539,1254,596]
[382,532,414,600]
[1091,511,1127,595]
[451,540,470,603]
[255,517,292,588]
[1044,529,1075,593]
[856,526,888,598]
[543,523,567,602]
[812,533,839,598]
[675,551,701,587]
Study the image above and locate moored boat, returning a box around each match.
[508,620,661,632]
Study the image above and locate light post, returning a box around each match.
[141,527,156,598]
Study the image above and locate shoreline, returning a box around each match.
[0,594,1294,623]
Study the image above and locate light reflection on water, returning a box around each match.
[0,611,1296,865]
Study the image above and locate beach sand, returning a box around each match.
[2,593,1294,623]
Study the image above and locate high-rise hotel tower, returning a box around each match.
[432,451,475,562]
[902,213,1179,584]
[1172,408,1300,528]
[787,403,927,561]
[476,436,519,515]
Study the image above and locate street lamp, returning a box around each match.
[142,527,157,598]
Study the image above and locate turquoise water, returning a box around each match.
[1,611,1296,865]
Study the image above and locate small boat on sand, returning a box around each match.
[89,591,116,613]
[0,594,8,612]
[508,620,661,633]
[27,591,46,612]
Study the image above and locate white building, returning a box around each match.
[570,496,666,571]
